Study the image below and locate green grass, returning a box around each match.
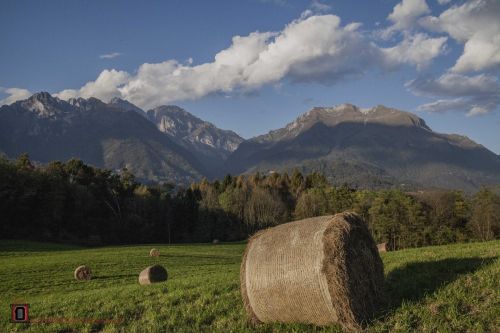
[0,239,498,333]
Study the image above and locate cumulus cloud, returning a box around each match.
[381,33,447,70]
[45,13,445,109]
[99,52,122,59]
[55,69,130,102]
[3,7,448,110]
[379,0,430,39]
[0,88,32,106]
[310,0,332,13]
[420,0,500,72]
[407,73,500,116]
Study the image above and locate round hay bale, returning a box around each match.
[150,248,160,257]
[212,239,220,244]
[240,212,384,331]
[138,265,168,285]
[74,265,92,281]
[377,242,387,253]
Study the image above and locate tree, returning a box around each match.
[244,188,286,231]
[469,188,500,241]
[16,153,34,171]
[330,184,355,213]
[294,188,329,219]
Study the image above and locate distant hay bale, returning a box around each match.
[212,239,220,244]
[240,212,384,331]
[377,242,387,252]
[138,265,168,285]
[150,248,160,257]
[74,265,92,281]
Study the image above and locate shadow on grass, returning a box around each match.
[0,239,84,253]
[93,274,137,280]
[384,257,497,310]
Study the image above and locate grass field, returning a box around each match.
[0,239,498,333]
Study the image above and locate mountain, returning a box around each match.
[226,104,500,191]
[0,92,205,184]
[2,95,498,190]
[147,105,243,177]
[108,97,148,118]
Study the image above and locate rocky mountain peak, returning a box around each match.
[147,105,243,158]
[108,97,147,117]
[255,104,433,144]
[17,92,69,117]
[68,97,106,111]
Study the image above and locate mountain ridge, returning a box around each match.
[0,92,205,184]
[226,104,500,191]
[1,93,498,190]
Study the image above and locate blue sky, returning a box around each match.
[1,0,499,153]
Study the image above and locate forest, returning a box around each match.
[0,154,499,250]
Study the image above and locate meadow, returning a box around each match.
[0,239,498,333]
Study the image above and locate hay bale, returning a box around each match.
[74,265,92,281]
[138,265,168,285]
[150,248,160,257]
[240,212,384,331]
[377,242,387,252]
[212,239,220,244]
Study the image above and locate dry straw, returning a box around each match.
[138,264,168,285]
[74,265,92,280]
[377,242,387,252]
[240,212,384,331]
[150,248,160,257]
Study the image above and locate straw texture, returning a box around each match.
[377,242,387,252]
[240,212,384,331]
[74,265,92,280]
[138,264,168,285]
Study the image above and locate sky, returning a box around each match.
[1,0,499,153]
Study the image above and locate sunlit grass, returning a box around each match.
[0,239,498,332]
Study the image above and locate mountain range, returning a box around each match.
[1,93,499,191]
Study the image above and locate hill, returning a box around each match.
[0,92,205,184]
[226,104,500,191]
[0,239,498,332]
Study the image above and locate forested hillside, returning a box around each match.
[1,154,498,249]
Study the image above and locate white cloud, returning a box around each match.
[381,33,447,69]
[380,0,430,39]
[55,69,130,102]
[467,106,489,117]
[99,52,122,59]
[416,97,468,113]
[310,0,332,13]
[420,0,500,72]
[436,0,451,5]
[0,88,32,106]
[417,98,496,117]
[45,14,445,110]
[407,73,500,96]
[407,73,500,116]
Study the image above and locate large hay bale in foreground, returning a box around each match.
[240,212,384,331]
[150,248,160,257]
[138,265,168,285]
[74,265,92,281]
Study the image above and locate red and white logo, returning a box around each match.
[11,304,29,323]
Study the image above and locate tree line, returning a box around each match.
[0,154,498,249]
